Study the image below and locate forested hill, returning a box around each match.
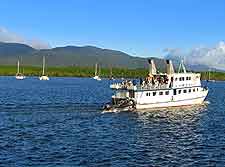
[0,42,166,69]
[0,42,215,72]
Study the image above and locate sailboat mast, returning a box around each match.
[95,63,98,76]
[110,66,113,78]
[209,70,210,80]
[98,64,101,76]
[17,60,20,73]
[42,56,45,75]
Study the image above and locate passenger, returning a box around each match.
[165,76,169,84]
[148,74,153,85]
[157,76,161,85]
[140,78,143,85]
[154,79,158,87]
[128,80,132,86]
[160,76,164,85]
[152,77,155,85]
[142,80,145,87]
[144,77,148,85]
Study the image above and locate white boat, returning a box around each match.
[104,59,208,111]
[109,66,115,80]
[15,60,26,80]
[207,70,215,82]
[93,63,101,81]
[39,56,49,80]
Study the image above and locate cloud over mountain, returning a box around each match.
[0,27,50,49]
[164,41,225,71]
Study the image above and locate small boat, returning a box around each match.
[103,98,135,112]
[15,60,26,80]
[206,70,215,82]
[109,66,115,80]
[104,59,208,111]
[93,63,101,81]
[39,56,49,80]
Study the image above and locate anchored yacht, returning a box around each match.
[15,60,26,80]
[39,56,49,81]
[104,59,208,111]
[93,63,101,81]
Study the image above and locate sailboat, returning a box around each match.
[39,56,49,80]
[15,60,26,80]
[93,63,101,81]
[207,70,215,82]
[109,66,114,80]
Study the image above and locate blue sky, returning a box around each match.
[0,0,225,57]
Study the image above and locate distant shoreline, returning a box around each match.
[0,65,224,80]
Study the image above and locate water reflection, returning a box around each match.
[125,103,209,165]
[136,102,208,124]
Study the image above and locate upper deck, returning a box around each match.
[110,72,201,91]
[110,59,202,91]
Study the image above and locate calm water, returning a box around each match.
[0,77,225,166]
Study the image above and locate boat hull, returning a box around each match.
[93,76,101,81]
[136,92,208,109]
[16,76,26,80]
[39,76,49,80]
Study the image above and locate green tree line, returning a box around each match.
[1,65,225,80]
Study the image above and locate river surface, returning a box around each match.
[0,77,224,166]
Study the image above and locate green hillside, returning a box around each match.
[0,65,149,78]
[1,65,225,80]
[0,42,220,72]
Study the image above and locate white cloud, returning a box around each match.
[0,26,50,49]
[164,41,225,70]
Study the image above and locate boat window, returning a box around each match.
[146,92,151,96]
[189,77,191,80]
[173,89,177,95]
[193,89,195,92]
[153,92,156,96]
[189,89,191,93]
[183,89,187,93]
[178,90,181,94]
[165,91,169,95]
[180,77,185,81]
[186,77,189,80]
[175,78,178,81]
[159,92,163,95]
[197,88,199,91]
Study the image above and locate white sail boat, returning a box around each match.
[15,60,26,80]
[39,56,49,80]
[207,70,215,82]
[109,66,114,80]
[93,63,101,81]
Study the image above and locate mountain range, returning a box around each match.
[0,41,217,71]
[0,42,163,69]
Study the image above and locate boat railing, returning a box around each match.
[110,83,169,90]
[137,84,168,90]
